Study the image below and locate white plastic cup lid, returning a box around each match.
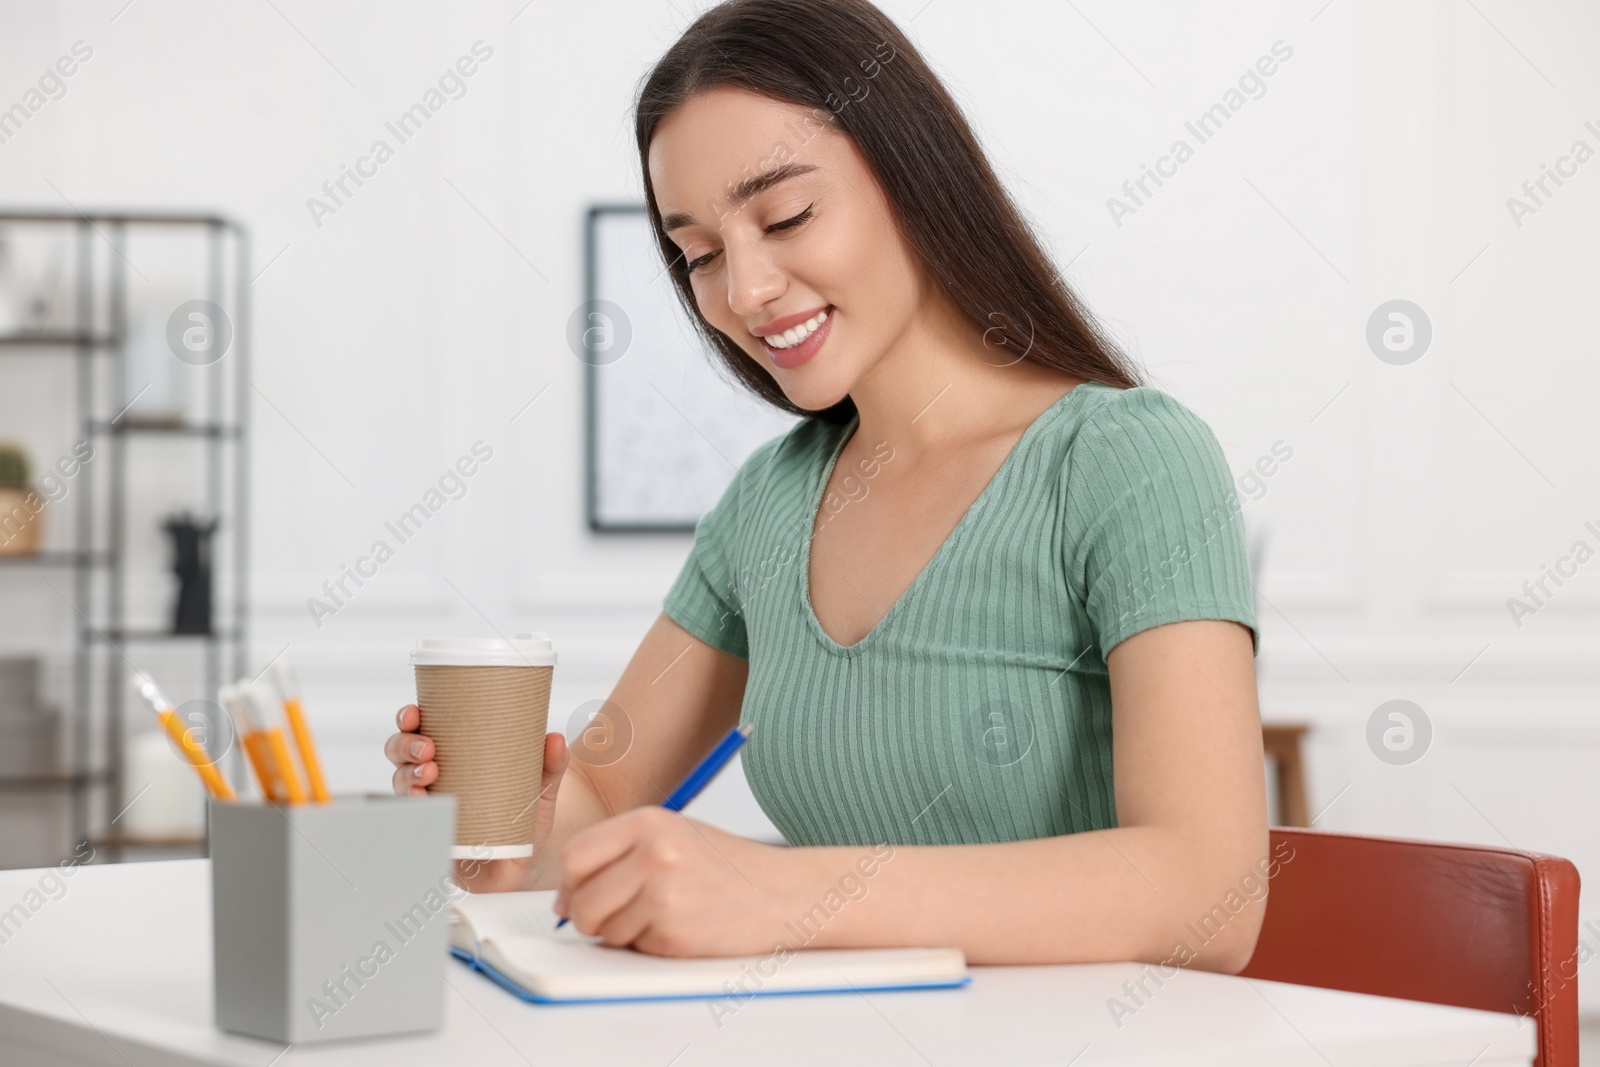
[409,632,558,667]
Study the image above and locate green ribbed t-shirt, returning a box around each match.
[662,383,1257,848]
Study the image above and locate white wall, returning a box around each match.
[2,0,1598,1004]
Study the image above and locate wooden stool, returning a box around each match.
[1261,724,1309,827]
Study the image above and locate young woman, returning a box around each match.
[386,0,1268,970]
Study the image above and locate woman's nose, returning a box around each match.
[723,245,785,319]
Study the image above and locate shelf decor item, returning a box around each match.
[119,728,204,838]
[0,224,69,334]
[0,657,60,777]
[0,225,15,334]
[118,309,186,427]
[163,511,219,634]
[0,656,41,714]
[22,235,68,332]
[0,441,43,556]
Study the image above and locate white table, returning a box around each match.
[0,860,1534,1066]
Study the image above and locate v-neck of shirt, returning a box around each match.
[799,382,1093,657]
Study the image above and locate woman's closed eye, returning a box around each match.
[685,204,816,274]
[766,203,814,232]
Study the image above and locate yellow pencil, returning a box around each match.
[221,683,306,804]
[264,729,308,803]
[271,659,330,803]
[133,675,236,801]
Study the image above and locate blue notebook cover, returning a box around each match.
[449,944,972,1006]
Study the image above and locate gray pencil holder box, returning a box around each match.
[210,793,457,1043]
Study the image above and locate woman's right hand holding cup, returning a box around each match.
[385,703,570,893]
[387,703,440,797]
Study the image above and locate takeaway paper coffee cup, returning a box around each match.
[410,633,557,860]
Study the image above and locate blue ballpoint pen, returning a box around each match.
[555,723,753,929]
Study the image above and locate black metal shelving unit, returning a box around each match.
[0,209,249,863]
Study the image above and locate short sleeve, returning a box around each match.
[661,436,784,660]
[1062,388,1259,658]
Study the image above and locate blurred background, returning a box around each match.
[0,0,1596,1011]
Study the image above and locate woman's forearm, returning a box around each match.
[523,760,615,890]
[520,613,751,891]
[783,826,1275,971]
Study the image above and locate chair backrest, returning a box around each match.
[1241,828,1580,1067]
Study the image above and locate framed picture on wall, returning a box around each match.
[582,204,799,532]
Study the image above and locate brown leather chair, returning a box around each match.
[1241,828,1580,1067]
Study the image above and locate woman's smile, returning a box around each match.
[756,305,834,369]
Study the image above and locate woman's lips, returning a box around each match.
[760,306,833,370]
[752,303,831,338]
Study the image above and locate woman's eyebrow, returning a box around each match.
[662,161,820,232]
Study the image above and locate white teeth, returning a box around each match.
[764,308,830,349]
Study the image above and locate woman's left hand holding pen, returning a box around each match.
[553,808,807,957]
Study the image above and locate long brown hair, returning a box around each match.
[634,0,1142,426]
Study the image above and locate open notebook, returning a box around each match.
[449,890,970,1004]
